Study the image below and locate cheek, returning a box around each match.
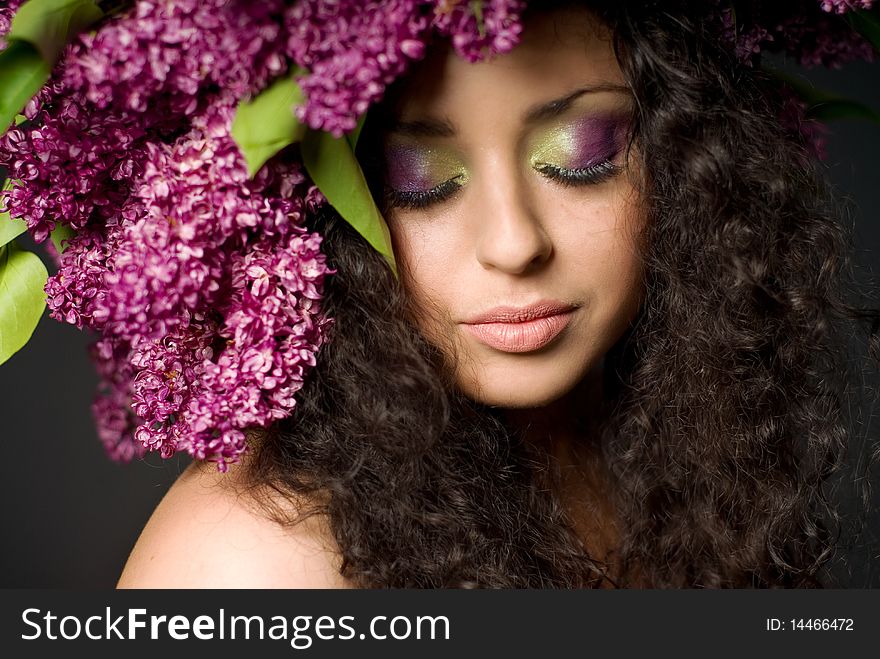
[547,188,646,307]
[391,222,462,330]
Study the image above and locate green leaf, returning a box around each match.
[300,128,398,278]
[347,112,367,151]
[470,1,487,39]
[49,222,75,254]
[0,210,28,249]
[0,240,48,366]
[0,180,28,248]
[8,0,103,62]
[766,67,880,124]
[231,75,307,177]
[806,98,880,123]
[848,8,880,53]
[0,41,51,135]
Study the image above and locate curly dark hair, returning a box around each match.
[242,0,880,587]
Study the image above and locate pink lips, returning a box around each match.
[461,301,576,353]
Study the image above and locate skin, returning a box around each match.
[117,458,354,588]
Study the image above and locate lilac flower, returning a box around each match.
[83,184,334,470]
[127,319,217,460]
[94,102,250,342]
[0,0,291,243]
[713,1,875,68]
[0,0,23,51]
[179,227,333,468]
[2,0,343,470]
[284,0,432,137]
[90,336,147,462]
[736,25,775,65]
[43,227,116,330]
[62,0,289,121]
[776,10,876,68]
[432,0,526,63]
[284,0,526,137]
[819,0,874,13]
[0,90,148,243]
[37,93,336,467]
[122,218,334,470]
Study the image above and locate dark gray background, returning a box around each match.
[1,55,878,588]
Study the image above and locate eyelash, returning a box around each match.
[534,158,622,187]
[384,156,622,210]
[384,175,465,210]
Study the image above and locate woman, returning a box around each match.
[114,1,880,588]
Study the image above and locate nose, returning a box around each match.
[473,164,552,275]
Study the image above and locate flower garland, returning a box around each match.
[0,0,876,471]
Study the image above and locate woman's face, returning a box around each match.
[380,7,646,408]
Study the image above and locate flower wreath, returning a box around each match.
[0,0,877,471]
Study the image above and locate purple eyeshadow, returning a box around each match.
[568,116,627,168]
[531,113,630,170]
[384,144,431,192]
[383,142,467,193]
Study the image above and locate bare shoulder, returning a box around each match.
[117,459,354,589]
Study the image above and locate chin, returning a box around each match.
[458,369,583,409]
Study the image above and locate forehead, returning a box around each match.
[386,6,623,119]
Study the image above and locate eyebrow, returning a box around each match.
[525,82,632,122]
[387,82,632,137]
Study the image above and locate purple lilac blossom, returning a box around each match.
[432,0,526,62]
[90,336,147,462]
[0,0,338,469]
[776,10,876,68]
[80,147,335,469]
[0,88,149,243]
[43,226,117,330]
[716,1,875,68]
[0,0,291,243]
[0,0,23,51]
[53,101,334,468]
[736,24,775,63]
[712,0,876,157]
[61,0,289,120]
[122,217,333,469]
[820,0,874,12]
[284,0,433,137]
[95,101,254,342]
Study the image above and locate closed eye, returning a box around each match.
[534,159,621,187]
[384,175,466,210]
